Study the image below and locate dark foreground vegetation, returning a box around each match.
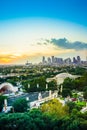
[0,109,87,130]
[0,66,87,129]
[0,99,87,130]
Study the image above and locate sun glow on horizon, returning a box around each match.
[0,18,87,64]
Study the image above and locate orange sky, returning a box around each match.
[0,18,87,64]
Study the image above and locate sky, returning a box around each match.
[0,0,87,64]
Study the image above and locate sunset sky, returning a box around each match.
[0,0,87,64]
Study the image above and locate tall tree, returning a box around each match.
[13,98,29,112]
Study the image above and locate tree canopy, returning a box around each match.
[0,95,7,112]
[40,99,69,119]
[12,98,29,112]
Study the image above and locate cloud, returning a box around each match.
[50,38,87,50]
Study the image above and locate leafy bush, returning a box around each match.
[12,98,29,112]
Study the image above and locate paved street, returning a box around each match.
[7,91,49,106]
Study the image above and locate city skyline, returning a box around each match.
[41,55,87,65]
[0,0,87,64]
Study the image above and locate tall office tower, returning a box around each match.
[57,58,63,64]
[54,57,58,64]
[52,56,55,64]
[47,57,51,64]
[73,57,77,64]
[64,58,71,64]
[77,56,81,63]
[42,56,45,64]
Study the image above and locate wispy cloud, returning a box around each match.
[50,38,87,50]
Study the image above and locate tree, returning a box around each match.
[48,80,57,91]
[67,102,81,114]
[23,76,46,92]
[40,99,69,119]
[0,95,7,112]
[83,90,87,99]
[62,88,72,97]
[0,108,81,130]
[83,86,87,91]
[63,77,75,90]
[75,72,87,91]
[12,98,29,112]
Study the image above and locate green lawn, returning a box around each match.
[75,101,86,107]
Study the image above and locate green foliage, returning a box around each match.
[62,72,87,92]
[0,110,80,130]
[77,112,87,130]
[23,76,46,92]
[75,72,87,91]
[72,93,78,98]
[0,105,87,130]
[76,101,86,108]
[68,67,86,75]
[83,90,87,99]
[80,120,87,130]
[83,86,87,91]
[67,102,80,113]
[12,98,29,112]
[63,78,75,90]
[0,95,7,112]
[23,76,57,92]
[40,99,69,119]
[62,88,72,97]
[48,80,57,91]
[0,110,49,130]
[6,79,17,86]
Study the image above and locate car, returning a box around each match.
[71,98,77,101]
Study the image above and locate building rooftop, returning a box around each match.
[55,73,75,79]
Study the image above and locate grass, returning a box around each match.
[60,97,64,100]
[75,101,86,107]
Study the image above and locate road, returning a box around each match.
[7,91,50,106]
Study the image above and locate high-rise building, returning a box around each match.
[52,56,55,64]
[47,57,51,64]
[77,56,81,63]
[73,57,77,64]
[57,58,63,64]
[54,57,58,64]
[64,58,71,64]
[42,56,45,64]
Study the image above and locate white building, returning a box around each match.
[47,73,80,85]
